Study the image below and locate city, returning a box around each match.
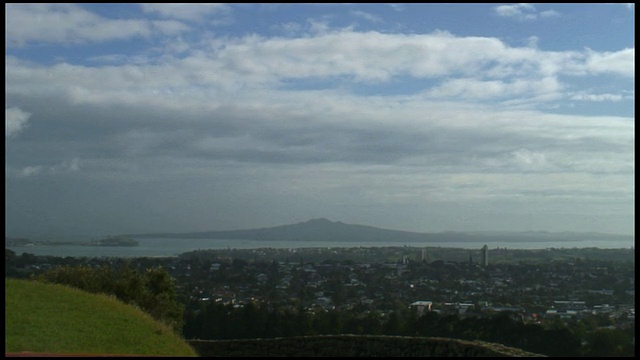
[170,246,635,325]
[6,245,634,356]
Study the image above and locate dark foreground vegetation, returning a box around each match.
[187,335,544,357]
[183,301,632,357]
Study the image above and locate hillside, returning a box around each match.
[126,218,633,244]
[5,278,196,357]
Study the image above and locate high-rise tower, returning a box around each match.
[481,244,489,266]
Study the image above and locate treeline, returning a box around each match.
[184,301,634,357]
[187,335,545,357]
[32,263,184,332]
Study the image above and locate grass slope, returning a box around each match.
[5,278,196,356]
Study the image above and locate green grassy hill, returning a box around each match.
[5,278,197,356]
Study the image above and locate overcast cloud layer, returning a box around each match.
[5,4,634,240]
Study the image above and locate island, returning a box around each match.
[89,236,139,247]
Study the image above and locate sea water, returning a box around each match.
[6,237,635,258]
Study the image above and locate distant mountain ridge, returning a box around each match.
[124,218,633,243]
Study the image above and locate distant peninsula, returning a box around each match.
[5,236,139,247]
[122,218,633,244]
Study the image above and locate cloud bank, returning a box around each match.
[5,4,634,238]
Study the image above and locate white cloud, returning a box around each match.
[526,36,539,48]
[9,159,81,178]
[140,3,230,22]
[426,77,562,101]
[273,22,304,36]
[51,158,81,173]
[495,3,533,16]
[87,54,151,65]
[583,48,635,77]
[494,3,560,21]
[6,107,31,138]
[570,93,625,102]
[5,4,189,46]
[539,10,561,18]
[307,19,333,35]
[17,166,44,178]
[511,148,547,168]
[5,30,633,112]
[4,29,634,177]
[195,30,533,83]
[350,10,383,23]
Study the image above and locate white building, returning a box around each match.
[410,301,433,315]
[481,244,489,266]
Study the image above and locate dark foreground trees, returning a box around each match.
[184,303,633,357]
[33,263,184,332]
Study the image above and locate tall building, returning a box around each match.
[480,244,489,266]
[421,248,427,262]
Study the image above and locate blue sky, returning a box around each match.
[5,4,635,240]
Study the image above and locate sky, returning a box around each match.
[5,3,635,240]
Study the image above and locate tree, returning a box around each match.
[383,311,402,335]
[586,328,634,357]
[140,267,185,331]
